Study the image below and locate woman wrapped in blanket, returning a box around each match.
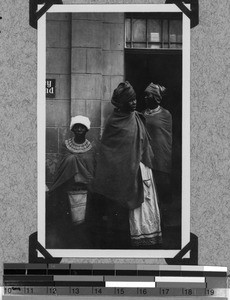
[47,115,96,249]
[93,81,162,249]
[143,83,172,225]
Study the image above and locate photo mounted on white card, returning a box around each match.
[37,4,190,258]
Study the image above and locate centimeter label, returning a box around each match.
[3,287,220,297]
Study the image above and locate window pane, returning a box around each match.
[132,19,146,42]
[163,20,169,44]
[170,43,178,48]
[133,42,146,48]
[148,43,161,49]
[125,16,182,50]
[125,18,131,42]
[148,19,161,43]
[169,20,182,44]
[169,43,182,49]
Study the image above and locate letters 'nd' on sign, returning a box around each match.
[46,79,56,98]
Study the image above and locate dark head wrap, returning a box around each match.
[145,83,166,103]
[111,81,136,108]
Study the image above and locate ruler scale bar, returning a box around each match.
[3,287,229,297]
[3,264,228,273]
[4,263,228,271]
[3,264,228,297]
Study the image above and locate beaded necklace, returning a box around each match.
[145,106,161,115]
[65,138,92,153]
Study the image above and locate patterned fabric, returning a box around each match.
[129,162,162,247]
[65,138,92,154]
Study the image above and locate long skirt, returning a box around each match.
[129,162,162,248]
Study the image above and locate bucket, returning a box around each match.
[67,190,87,225]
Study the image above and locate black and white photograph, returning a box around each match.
[37,4,190,258]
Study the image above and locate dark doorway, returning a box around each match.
[125,50,182,249]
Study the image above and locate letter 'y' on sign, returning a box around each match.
[46,79,55,98]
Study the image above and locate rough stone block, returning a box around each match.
[71,74,102,100]
[110,75,124,93]
[71,48,87,73]
[46,127,59,153]
[59,74,71,100]
[110,23,124,50]
[87,48,102,74]
[46,21,60,48]
[46,21,70,48]
[72,20,102,48]
[103,13,124,24]
[102,23,124,51]
[102,75,111,101]
[58,126,71,152]
[86,100,101,127]
[72,13,103,21]
[102,23,110,50]
[46,100,70,127]
[60,21,71,48]
[46,48,70,74]
[103,50,124,76]
[71,99,86,117]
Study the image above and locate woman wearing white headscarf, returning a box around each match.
[50,115,95,192]
[47,115,97,248]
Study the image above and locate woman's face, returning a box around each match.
[144,91,158,108]
[120,98,137,112]
[72,123,87,137]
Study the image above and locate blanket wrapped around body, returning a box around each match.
[93,110,154,210]
[46,141,96,248]
[50,144,96,193]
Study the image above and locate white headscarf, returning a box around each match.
[70,115,91,131]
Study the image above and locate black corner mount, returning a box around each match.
[29,232,62,263]
[29,0,63,29]
[165,233,198,265]
[165,0,199,28]
[30,1,198,29]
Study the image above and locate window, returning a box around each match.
[125,13,182,49]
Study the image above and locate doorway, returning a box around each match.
[125,50,182,248]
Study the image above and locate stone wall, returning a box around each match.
[46,13,125,187]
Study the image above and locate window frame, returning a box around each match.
[125,12,182,50]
